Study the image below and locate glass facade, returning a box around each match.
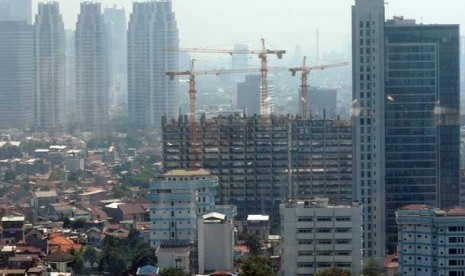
[384,23,460,251]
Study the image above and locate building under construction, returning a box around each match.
[162,113,352,220]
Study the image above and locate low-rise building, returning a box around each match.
[198,212,234,274]
[1,216,25,245]
[280,198,362,276]
[246,214,269,241]
[396,205,465,276]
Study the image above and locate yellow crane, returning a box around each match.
[167,59,284,169]
[289,57,349,119]
[171,38,286,116]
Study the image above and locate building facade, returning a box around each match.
[280,198,362,276]
[162,114,352,220]
[0,0,31,24]
[352,0,460,259]
[103,5,127,106]
[308,87,337,119]
[75,2,108,133]
[197,212,234,274]
[396,205,465,276]
[352,0,386,260]
[0,21,34,129]
[384,18,460,253]
[128,0,179,130]
[34,2,66,130]
[149,169,218,247]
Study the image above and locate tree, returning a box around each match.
[84,246,98,268]
[245,234,261,256]
[3,170,17,182]
[130,244,157,274]
[72,252,85,275]
[159,267,189,276]
[240,256,274,276]
[363,258,382,276]
[316,267,351,276]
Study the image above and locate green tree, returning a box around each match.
[245,234,261,256]
[63,217,71,229]
[129,244,157,274]
[72,252,85,275]
[316,267,351,276]
[159,267,189,276]
[241,256,274,276]
[67,171,79,182]
[84,246,98,268]
[0,144,22,159]
[363,258,382,276]
[112,184,133,198]
[3,170,17,182]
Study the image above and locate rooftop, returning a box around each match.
[247,214,269,221]
[163,169,211,177]
[1,215,25,222]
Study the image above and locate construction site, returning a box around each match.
[162,39,351,225]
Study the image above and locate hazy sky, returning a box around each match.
[33,0,465,56]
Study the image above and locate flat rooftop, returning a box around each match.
[163,169,211,177]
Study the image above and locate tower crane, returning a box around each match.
[171,38,286,116]
[289,57,349,119]
[167,59,285,169]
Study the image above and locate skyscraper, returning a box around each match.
[75,2,108,133]
[34,2,66,130]
[231,43,249,82]
[352,1,460,259]
[0,0,32,24]
[0,21,34,129]
[65,30,75,116]
[103,5,127,106]
[384,17,460,252]
[352,0,386,260]
[128,0,179,130]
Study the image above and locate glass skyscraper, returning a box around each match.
[384,18,460,251]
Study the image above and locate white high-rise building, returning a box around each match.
[128,0,179,130]
[75,2,108,133]
[351,0,386,260]
[34,2,66,130]
[0,0,31,24]
[280,198,362,276]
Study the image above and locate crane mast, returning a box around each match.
[166,60,285,169]
[289,57,349,119]
[170,38,285,116]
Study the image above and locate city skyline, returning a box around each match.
[27,0,465,58]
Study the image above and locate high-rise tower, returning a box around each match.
[384,17,460,252]
[352,0,386,260]
[128,0,179,130]
[352,1,460,259]
[0,21,34,129]
[0,0,32,24]
[103,5,127,106]
[75,2,108,134]
[34,2,66,131]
